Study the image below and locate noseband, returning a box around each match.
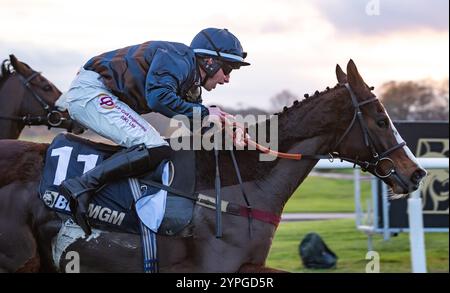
[0,69,66,128]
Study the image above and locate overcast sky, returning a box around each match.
[0,0,448,110]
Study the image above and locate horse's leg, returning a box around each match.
[32,195,61,272]
[0,182,41,272]
[57,232,193,272]
[237,263,288,273]
[55,230,143,273]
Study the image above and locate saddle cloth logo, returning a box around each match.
[98,94,115,109]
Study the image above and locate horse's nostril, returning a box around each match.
[411,168,427,185]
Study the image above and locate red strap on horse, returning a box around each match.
[238,206,281,227]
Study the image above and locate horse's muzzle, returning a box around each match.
[410,168,427,188]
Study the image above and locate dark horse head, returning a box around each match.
[0,60,426,272]
[0,55,84,139]
[326,60,426,195]
[331,61,426,195]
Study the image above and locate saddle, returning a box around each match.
[39,133,196,237]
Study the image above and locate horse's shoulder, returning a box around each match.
[0,140,48,187]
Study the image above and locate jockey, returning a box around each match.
[55,28,250,235]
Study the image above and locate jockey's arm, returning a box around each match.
[147,86,208,119]
[145,50,209,120]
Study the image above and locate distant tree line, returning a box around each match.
[268,79,449,121]
[378,79,448,121]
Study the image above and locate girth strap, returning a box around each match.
[196,194,281,227]
[139,178,281,227]
[140,178,198,201]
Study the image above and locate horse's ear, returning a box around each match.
[9,55,18,68]
[347,59,370,96]
[9,54,28,75]
[335,64,347,84]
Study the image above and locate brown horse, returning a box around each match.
[0,55,84,139]
[0,60,426,272]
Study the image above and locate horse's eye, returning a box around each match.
[377,119,389,129]
[43,85,52,91]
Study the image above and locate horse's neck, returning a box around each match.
[0,75,25,138]
[254,135,331,214]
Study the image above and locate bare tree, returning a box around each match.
[270,90,299,112]
[379,79,449,121]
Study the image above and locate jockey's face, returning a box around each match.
[201,58,230,91]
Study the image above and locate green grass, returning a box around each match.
[267,219,449,273]
[283,176,372,213]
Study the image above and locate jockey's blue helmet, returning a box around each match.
[190,28,250,68]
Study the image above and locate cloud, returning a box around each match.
[0,41,88,89]
[1,0,447,112]
[315,0,449,34]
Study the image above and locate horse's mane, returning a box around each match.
[274,83,345,118]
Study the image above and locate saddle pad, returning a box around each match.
[144,149,196,236]
[39,133,196,236]
[135,163,169,232]
[39,133,141,233]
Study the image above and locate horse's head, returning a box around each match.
[333,60,426,196]
[7,55,84,134]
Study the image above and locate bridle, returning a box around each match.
[329,83,406,179]
[0,69,67,128]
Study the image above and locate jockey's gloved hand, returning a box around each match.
[207,105,230,126]
[233,127,250,147]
